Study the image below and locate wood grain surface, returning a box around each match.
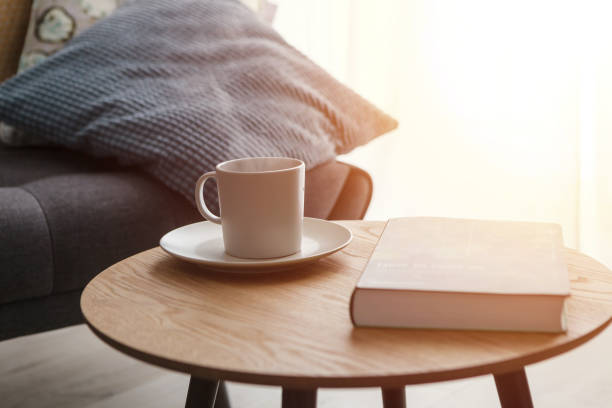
[80,221,612,388]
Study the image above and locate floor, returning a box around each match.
[1,324,612,408]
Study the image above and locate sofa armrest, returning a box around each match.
[328,162,373,221]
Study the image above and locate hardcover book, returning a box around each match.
[350,217,570,332]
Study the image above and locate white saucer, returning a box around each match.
[159,217,352,273]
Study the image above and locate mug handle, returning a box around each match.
[195,171,222,224]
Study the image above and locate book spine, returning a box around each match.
[349,288,358,326]
[349,220,390,327]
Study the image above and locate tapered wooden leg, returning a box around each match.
[185,376,224,408]
[381,387,406,408]
[281,387,317,408]
[494,368,534,408]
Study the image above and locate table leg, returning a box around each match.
[281,387,317,408]
[381,387,406,408]
[216,382,230,408]
[493,368,534,408]
[185,377,230,408]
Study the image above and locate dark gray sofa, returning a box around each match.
[0,145,372,341]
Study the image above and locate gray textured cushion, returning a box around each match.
[0,146,199,298]
[22,172,197,293]
[0,0,396,208]
[0,188,53,304]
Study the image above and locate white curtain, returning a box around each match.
[273,0,612,267]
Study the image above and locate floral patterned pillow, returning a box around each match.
[18,0,121,73]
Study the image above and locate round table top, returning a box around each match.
[81,221,612,388]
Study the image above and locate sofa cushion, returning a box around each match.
[22,172,198,293]
[0,146,199,298]
[0,187,53,304]
[0,147,357,300]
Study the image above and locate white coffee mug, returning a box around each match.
[195,157,305,259]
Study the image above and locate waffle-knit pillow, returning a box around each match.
[0,0,397,206]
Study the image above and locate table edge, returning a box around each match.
[81,284,612,388]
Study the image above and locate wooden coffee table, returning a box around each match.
[81,221,612,408]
